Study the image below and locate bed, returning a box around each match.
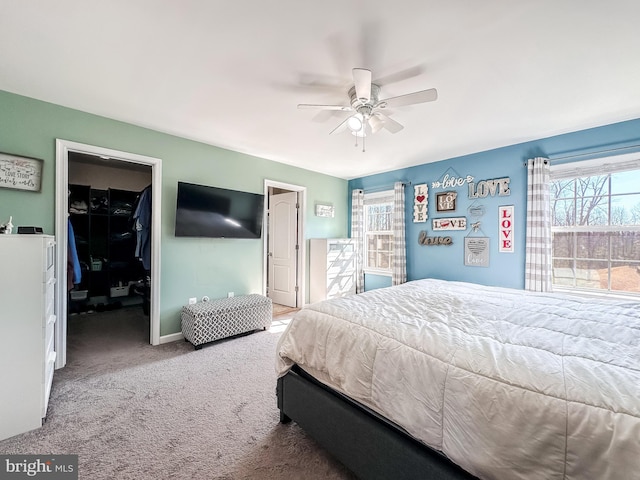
[275,279,640,479]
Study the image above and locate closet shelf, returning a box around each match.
[69,184,144,308]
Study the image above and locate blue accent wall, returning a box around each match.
[349,117,640,290]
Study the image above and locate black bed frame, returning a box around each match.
[277,365,477,480]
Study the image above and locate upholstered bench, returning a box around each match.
[181,294,272,350]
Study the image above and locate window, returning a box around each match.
[550,154,640,296]
[364,191,394,275]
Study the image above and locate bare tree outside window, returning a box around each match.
[551,168,640,295]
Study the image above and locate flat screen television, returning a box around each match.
[175,181,264,239]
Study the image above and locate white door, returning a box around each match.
[268,191,298,307]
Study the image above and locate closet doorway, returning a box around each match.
[68,152,151,309]
[55,140,162,370]
[264,180,306,309]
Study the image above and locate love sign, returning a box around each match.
[498,205,514,252]
[418,231,453,246]
[468,177,511,198]
[431,173,474,189]
[413,184,428,223]
[432,217,467,231]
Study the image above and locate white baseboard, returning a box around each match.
[159,332,184,344]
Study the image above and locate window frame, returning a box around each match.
[363,190,394,277]
[550,152,640,299]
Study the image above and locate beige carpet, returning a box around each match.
[0,306,355,479]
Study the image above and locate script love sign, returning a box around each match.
[0,153,43,192]
[413,184,428,223]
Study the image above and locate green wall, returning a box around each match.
[0,90,348,336]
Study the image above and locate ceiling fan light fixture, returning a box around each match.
[347,114,363,132]
[298,68,437,148]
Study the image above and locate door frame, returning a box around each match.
[263,179,306,308]
[55,139,162,369]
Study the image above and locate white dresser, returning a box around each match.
[309,238,356,303]
[0,235,56,440]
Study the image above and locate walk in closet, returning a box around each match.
[67,153,152,313]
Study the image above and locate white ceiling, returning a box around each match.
[2,1,640,180]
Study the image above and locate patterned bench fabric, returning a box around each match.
[181,294,272,347]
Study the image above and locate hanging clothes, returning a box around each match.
[132,185,152,271]
[67,218,81,291]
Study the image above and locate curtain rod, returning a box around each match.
[548,143,640,162]
[355,181,412,194]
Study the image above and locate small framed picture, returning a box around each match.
[0,152,44,192]
[436,191,457,212]
[315,204,335,218]
[465,237,490,267]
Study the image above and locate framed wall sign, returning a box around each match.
[499,205,514,252]
[432,217,467,231]
[436,191,457,212]
[464,237,490,267]
[413,183,428,223]
[0,152,43,192]
[315,204,335,218]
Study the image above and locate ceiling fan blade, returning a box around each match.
[376,113,404,134]
[298,103,352,111]
[352,68,372,102]
[380,88,438,108]
[329,116,351,135]
[374,65,424,87]
[311,109,350,123]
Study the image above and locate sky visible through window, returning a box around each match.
[551,165,640,295]
[611,169,640,216]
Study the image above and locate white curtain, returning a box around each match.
[392,182,407,285]
[350,189,365,293]
[525,157,552,292]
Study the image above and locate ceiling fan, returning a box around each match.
[298,68,438,138]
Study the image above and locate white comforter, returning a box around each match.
[275,279,640,479]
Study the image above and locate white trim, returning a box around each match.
[55,140,162,369]
[363,269,392,277]
[362,193,394,275]
[364,189,394,203]
[263,179,307,308]
[553,286,640,302]
[551,151,640,179]
[549,154,640,298]
[159,332,184,344]
[552,224,640,233]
